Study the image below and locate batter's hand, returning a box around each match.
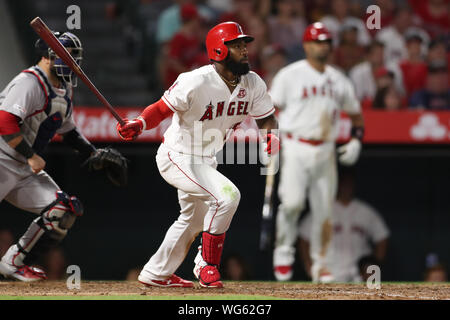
[116,118,144,141]
[337,138,361,166]
[263,133,280,155]
[28,153,46,173]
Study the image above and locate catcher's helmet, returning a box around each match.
[206,22,254,62]
[35,32,83,87]
[35,31,58,58]
[303,22,332,42]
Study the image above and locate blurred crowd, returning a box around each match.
[107,0,449,110]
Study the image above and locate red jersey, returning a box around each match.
[399,60,428,99]
[165,32,209,89]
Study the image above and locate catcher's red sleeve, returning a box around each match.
[0,110,20,135]
[140,99,173,130]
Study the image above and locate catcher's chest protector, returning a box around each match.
[21,66,73,154]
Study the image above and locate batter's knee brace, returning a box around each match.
[20,191,83,265]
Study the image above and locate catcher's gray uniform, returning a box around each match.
[0,66,75,207]
[0,65,128,281]
[1,29,128,282]
[0,65,83,281]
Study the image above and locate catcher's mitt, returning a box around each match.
[84,147,128,187]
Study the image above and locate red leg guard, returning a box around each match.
[201,232,226,266]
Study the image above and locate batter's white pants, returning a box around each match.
[140,144,241,280]
[273,139,337,280]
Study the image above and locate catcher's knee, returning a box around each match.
[40,190,84,237]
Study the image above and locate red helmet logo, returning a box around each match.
[206,22,254,61]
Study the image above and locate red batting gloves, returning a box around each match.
[264,133,280,155]
[116,118,144,141]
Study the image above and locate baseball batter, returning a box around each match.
[117,22,279,288]
[270,22,365,282]
[0,32,127,281]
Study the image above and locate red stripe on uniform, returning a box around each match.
[252,107,275,119]
[167,152,219,232]
[162,95,181,112]
[11,226,43,267]
[0,110,20,135]
[22,228,43,251]
[22,70,49,117]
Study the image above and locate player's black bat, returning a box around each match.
[259,156,278,251]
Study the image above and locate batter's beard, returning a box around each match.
[225,57,250,76]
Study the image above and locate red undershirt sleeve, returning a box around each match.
[0,110,21,135]
[139,99,174,130]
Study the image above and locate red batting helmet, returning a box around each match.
[206,22,254,61]
[303,22,332,42]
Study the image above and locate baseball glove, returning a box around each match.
[84,147,128,187]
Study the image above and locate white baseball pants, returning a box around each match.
[140,144,240,280]
[273,138,337,280]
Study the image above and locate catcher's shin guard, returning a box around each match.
[17,191,83,266]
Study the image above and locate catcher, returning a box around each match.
[0,31,128,281]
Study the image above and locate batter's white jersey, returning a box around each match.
[139,64,275,281]
[270,60,360,141]
[161,64,275,157]
[298,199,390,282]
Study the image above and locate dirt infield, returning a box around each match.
[1,281,450,299]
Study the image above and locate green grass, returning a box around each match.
[2,281,446,300]
[0,295,287,300]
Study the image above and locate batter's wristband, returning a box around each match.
[351,126,365,141]
[15,139,35,159]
